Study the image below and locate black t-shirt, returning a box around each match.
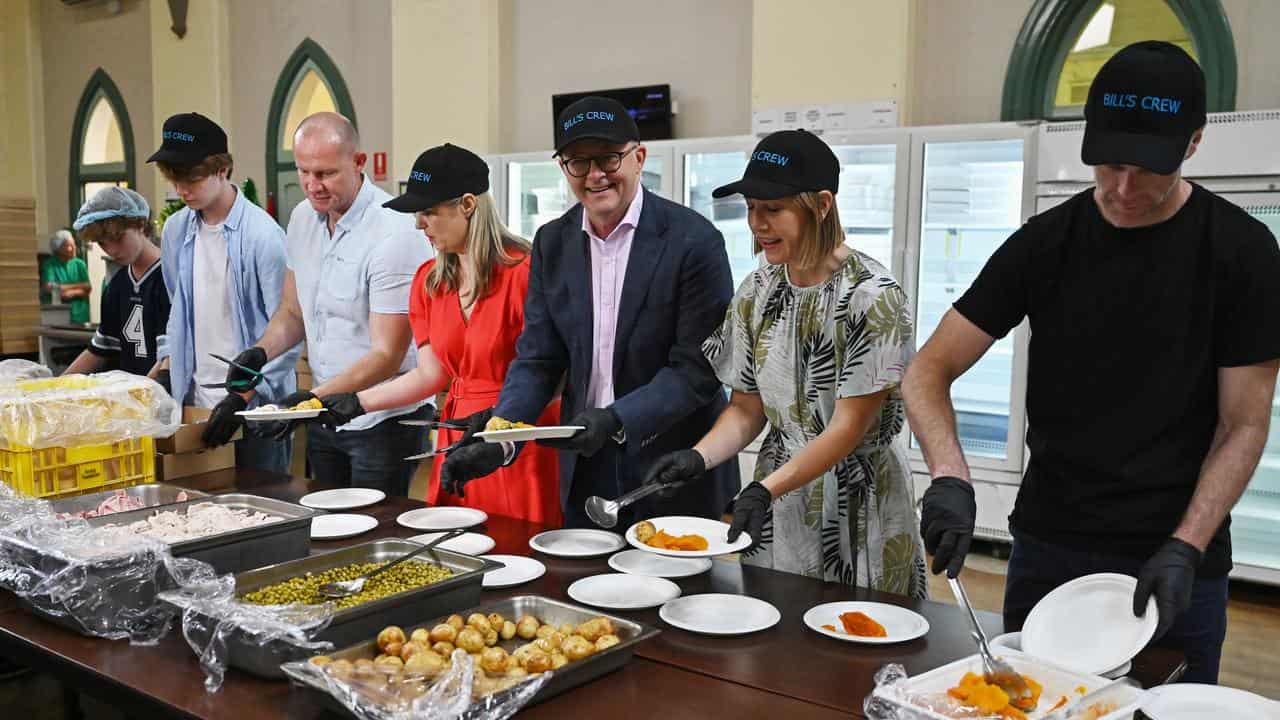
[88,260,171,377]
[954,183,1280,578]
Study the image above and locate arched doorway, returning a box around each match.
[265,38,357,226]
[1001,0,1236,121]
[69,68,136,228]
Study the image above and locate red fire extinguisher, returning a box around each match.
[267,191,277,222]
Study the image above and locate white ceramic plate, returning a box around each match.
[1022,573,1158,676]
[608,549,713,578]
[803,601,930,644]
[625,515,751,558]
[659,594,781,636]
[568,573,682,610]
[310,513,378,540]
[299,488,386,510]
[236,408,324,421]
[397,507,488,531]
[528,529,626,558]
[475,426,584,443]
[991,631,1131,679]
[479,554,547,589]
[1141,684,1280,719]
[406,531,496,556]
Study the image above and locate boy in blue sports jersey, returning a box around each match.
[62,187,171,383]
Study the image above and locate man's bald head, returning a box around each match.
[295,112,360,156]
[294,111,367,221]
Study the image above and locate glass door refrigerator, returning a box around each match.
[904,123,1039,541]
[500,144,675,241]
[1218,196,1280,586]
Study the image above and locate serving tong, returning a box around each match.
[948,576,1033,705]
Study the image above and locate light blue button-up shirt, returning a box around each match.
[285,175,432,431]
[158,188,300,407]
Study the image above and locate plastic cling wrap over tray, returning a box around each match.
[0,359,52,382]
[159,575,337,693]
[865,660,1139,720]
[282,648,550,720]
[0,371,180,449]
[0,484,211,644]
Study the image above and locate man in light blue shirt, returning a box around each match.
[151,112,299,474]
[221,112,432,496]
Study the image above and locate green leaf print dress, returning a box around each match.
[703,250,927,598]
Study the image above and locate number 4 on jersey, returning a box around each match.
[123,304,146,356]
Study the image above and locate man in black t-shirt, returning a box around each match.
[904,41,1280,684]
[63,187,171,384]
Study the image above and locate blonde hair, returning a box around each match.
[753,191,844,269]
[426,191,531,302]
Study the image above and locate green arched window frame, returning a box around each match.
[265,38,357,221]
[1001,0,1237,121]
[68,68,136,226]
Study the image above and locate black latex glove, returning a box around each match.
[154,369,172,396]
[642,449,705,498]
[727,482,773,553]
[538,408,622,457]
[920,476,976,578]
[224,347,268,393]
[202,393,247,446]
[449,407,494,444]
[1134,537,1201,642]
[277,390,317,409]
[439,442,506,498]
[319,393,366,428]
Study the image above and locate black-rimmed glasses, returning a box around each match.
[560,145,639,177]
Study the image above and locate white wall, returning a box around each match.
[228,0,395,199]
[501,0,752,153]
[1221,0,1280,111]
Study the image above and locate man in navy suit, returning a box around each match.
[439,96,740,528]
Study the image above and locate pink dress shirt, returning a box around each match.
[583,188,644,409]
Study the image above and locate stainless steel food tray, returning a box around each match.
[185,539,502,678]
[285,595,660,716]
[86,493,318,574]
[12,493,318,635]
[46,483,208,519]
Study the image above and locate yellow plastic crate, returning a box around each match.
[0,437,156,500]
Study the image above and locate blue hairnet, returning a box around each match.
[72,186,151,230]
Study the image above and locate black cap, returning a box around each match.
[554,96,640,155]
[383,143,490,213]
[712,130,839,199]
[146,112,228,166]
[1082,41,1207,175]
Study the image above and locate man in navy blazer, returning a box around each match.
[440,96,740,528]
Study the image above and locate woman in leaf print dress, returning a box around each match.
[643,130,926,597]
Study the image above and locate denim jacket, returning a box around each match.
[157,189,300,406]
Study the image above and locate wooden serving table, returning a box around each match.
[0,469,1186,719]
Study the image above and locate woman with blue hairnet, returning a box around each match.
[61,187,171,386]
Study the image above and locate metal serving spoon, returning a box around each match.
[585,482,682,528]
[948,576,1033,704]
[318,529,465,598]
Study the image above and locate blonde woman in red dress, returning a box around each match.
[314,144,561,525]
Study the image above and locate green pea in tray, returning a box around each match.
[168,539,502,679]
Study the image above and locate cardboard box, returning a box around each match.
[156,406,242,454]
[156,445,235,482]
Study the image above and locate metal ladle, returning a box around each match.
[318,529,465,598]
[585,482,681,528]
